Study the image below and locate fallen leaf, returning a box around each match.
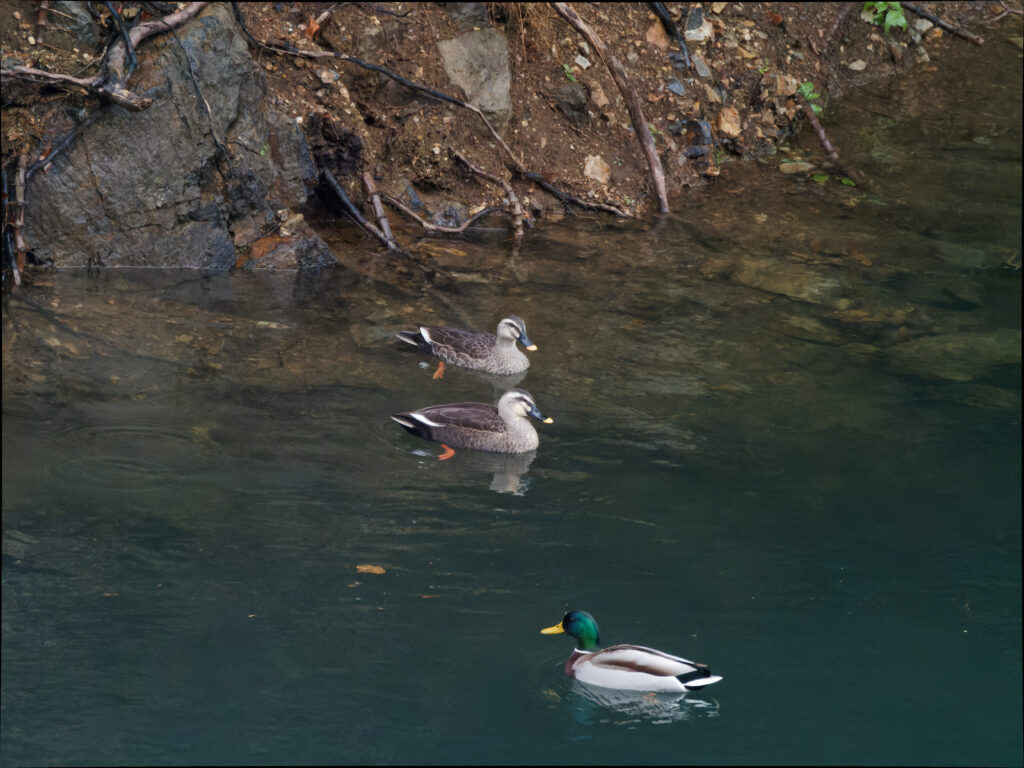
[356,564,386,574]
[305,14,320,40]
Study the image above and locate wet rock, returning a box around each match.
[666,79,686,97]
[886,329,1021,382]
[23,4,300,270]
[583,155,611,185]
[717,106,741,138]
[437,28,512,127]
[242,225,336,271]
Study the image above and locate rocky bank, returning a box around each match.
[0,1,1007,275]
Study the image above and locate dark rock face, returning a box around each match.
[23,3,328,270]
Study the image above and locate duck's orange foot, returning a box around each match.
[432,361,446,380]
[438,444,456,461]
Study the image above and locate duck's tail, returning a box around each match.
[396,330,432,353]
[678,665,723,691]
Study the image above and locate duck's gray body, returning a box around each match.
[391,389,551,454]
[396,315,535,375]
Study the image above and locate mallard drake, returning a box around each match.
[395,315,537,378]
[391,388,553,457]
[541,611,722,693]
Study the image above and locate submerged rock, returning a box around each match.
[886,329,1022,381]
[730,257,846,306]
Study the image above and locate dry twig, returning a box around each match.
[900,2,984,45]
[362,172,397,248]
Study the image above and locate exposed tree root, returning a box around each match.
[449,149,529,242]
[2,2,211,112]
[322,169,397,251]
[382,196,505,236]
[362,172,397,249]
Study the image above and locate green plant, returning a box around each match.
[562,63,576,82]
[811,173,857,186]
[863,1,907,34]
[797,81,823,115]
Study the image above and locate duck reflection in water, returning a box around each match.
[567,681,720,725]
[407,447,537,494]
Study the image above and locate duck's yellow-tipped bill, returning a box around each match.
[525,344,538,351]
[542,417,554,424]
[540,622,565,635]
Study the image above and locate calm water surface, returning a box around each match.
[3,37,1021,767]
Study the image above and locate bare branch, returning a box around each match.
[383,195,504,235]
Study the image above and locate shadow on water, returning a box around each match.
[2,34,1021,768]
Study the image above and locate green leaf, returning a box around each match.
[810,174,830,183]
[839,176,856,186]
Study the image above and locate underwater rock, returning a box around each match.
[886,329,1022,382]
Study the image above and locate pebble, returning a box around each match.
[847,59,867,71]
[667,79,686,96]
[691,53,712,78]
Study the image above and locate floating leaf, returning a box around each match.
[356,564,386,575]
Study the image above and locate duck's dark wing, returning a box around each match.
[406,401,503,432]
[421,327,497,363]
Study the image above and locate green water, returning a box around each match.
[3,36,1021,768]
